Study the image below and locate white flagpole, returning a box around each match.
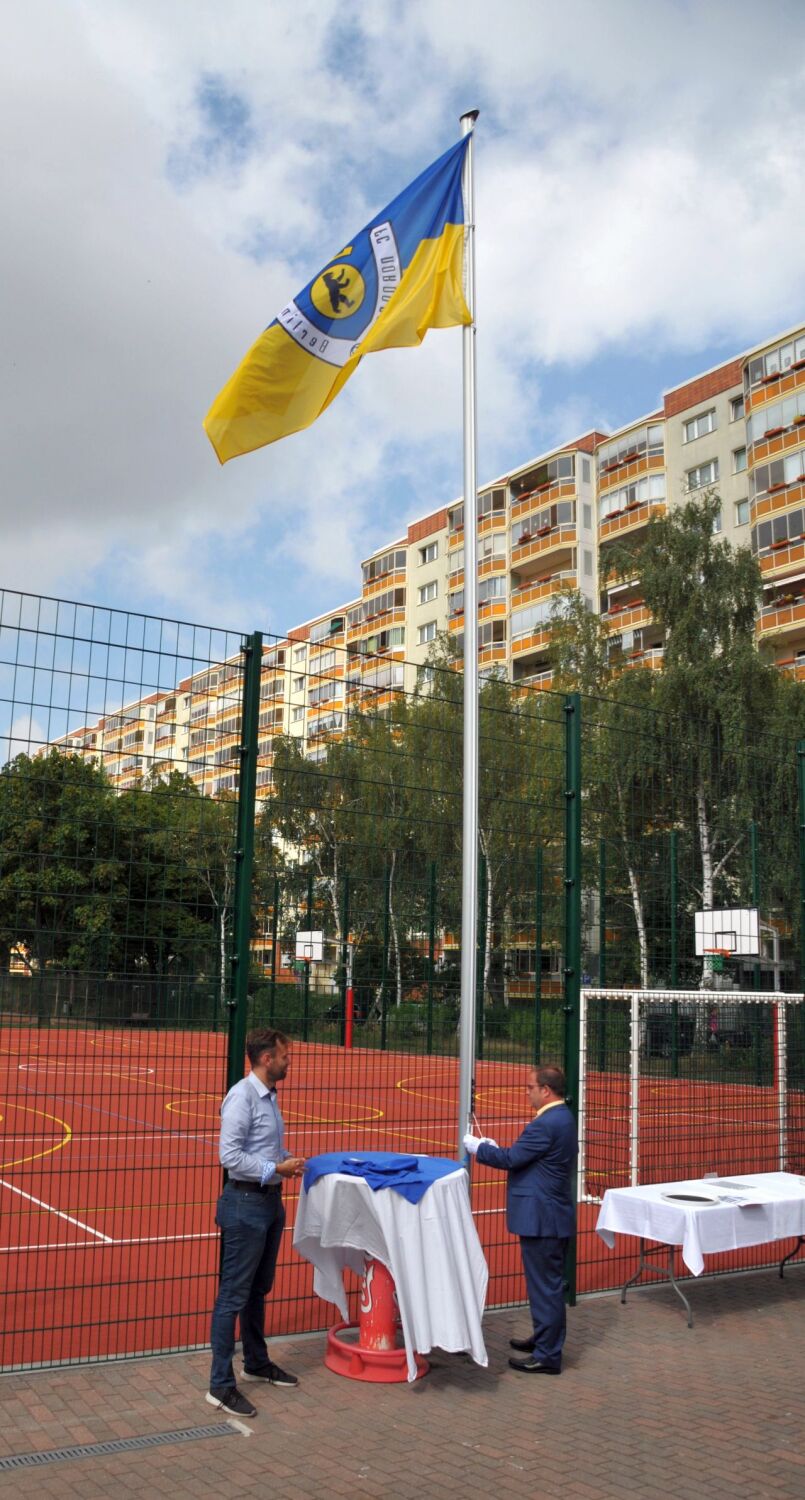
[458,109,479,1161]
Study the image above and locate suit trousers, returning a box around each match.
[519,1234,569,1366]
[209,1181,285,1390]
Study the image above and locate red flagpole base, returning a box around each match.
[324,1257,428,1383]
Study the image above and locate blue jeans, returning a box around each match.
[209,1182,285,1391]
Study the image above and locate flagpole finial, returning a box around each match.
[460,110,480,130]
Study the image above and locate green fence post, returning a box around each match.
[670,829,679,1079]
[799,741,805,990]
[534,846,543,1065]
[426,861,436,1055]
[269,875,280,1026]
[476,852,487,1060]
[750,820,764,1086]
[339,872,350,1047]
[750,821,761,992]
[380,862,390,1051]
[226,631,262,1092]
[303,870,313,1044]
[597,837,607,1074]
[563,692,582,1307]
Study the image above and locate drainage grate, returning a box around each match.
[0,1423,237,1472]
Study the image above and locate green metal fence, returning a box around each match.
[1,586,804,1369]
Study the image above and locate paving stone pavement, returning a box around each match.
[0,1270,803,1499]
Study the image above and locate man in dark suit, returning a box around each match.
[463,1064,578,1375]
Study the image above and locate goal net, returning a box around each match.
[578,987,805,1204]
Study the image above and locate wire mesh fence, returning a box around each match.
[1,587,804,1368]
[0,590,244,1366]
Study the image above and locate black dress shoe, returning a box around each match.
[508,1355,561,1374]
[509,1336,536,1353]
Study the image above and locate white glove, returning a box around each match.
[463,1134,498,1155]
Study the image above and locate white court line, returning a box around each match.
[0,1177,114,1243]
[0,1231,219,1254]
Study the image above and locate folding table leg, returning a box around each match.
[779,1236,805,1278]
[620,1238,694,1328]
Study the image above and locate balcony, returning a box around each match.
[601,599,652,634]
[597,450,664,494]
[513,668,554,695]
[777,656,805,682]
[510,526,576,575]
[510,570,576,609]
[511,478,574,514]
[599,499,665,541]
[745,362,805,414]
[756,594,805,642]
[511,625,553,657]
[617,645,665,673]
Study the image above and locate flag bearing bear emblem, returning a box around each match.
[311,263,366,320]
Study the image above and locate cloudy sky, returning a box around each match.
[3,0,805,638]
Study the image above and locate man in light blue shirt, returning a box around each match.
[207,1028,305,1418]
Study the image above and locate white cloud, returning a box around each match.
[2,1,805,632]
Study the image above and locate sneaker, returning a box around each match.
[241,1360,299,1388]
[206,1386,258,1417]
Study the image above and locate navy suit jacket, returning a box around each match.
[476,1102,578,1238]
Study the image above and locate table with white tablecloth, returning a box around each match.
[293,1161,488,1381]
[595,1171,805,1324]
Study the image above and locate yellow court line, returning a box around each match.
[395,1072,525,1114]
[0,1100,72,1170]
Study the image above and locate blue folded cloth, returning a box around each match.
[303,1151,460,1204]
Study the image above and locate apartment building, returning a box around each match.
[51,321,805,790]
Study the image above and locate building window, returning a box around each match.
[479,532,507,562]
[745,334,805,391]
[478,576,507,603]
[752,505,804,554]
[733,447,747,473]
[686,458,719,491]
[683,409,716,443]
[291,705,304,722]
[745,391,805,448]
[418,580,438,605]
[477,488,507,520]
[597,424,663,474]
[478,620,506,647]
[583,549,593,576]
[361,548,407,586]
[419,541,438,565]
[293,646,306,662]
[712,509,722,534]
[735,499,749,527]
[599,474,664,519]
[582,503,592,530]
[292,675,305,693]
[730,395,744,422]
[582,459,591,484]
[418,621,437,645]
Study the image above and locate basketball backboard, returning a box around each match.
[694,908,759,957]
[295,930,324,962]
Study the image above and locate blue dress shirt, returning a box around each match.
[218,1072,291,1185]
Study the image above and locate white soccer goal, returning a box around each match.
[578,987,805,1205]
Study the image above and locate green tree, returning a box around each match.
[0,750,121,975]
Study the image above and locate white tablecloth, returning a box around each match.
[292,1165,488,1380]
[596,1171,805,1276]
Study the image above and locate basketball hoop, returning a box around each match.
[704,948,731,974]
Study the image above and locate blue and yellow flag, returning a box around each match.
[204,137,471,463]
